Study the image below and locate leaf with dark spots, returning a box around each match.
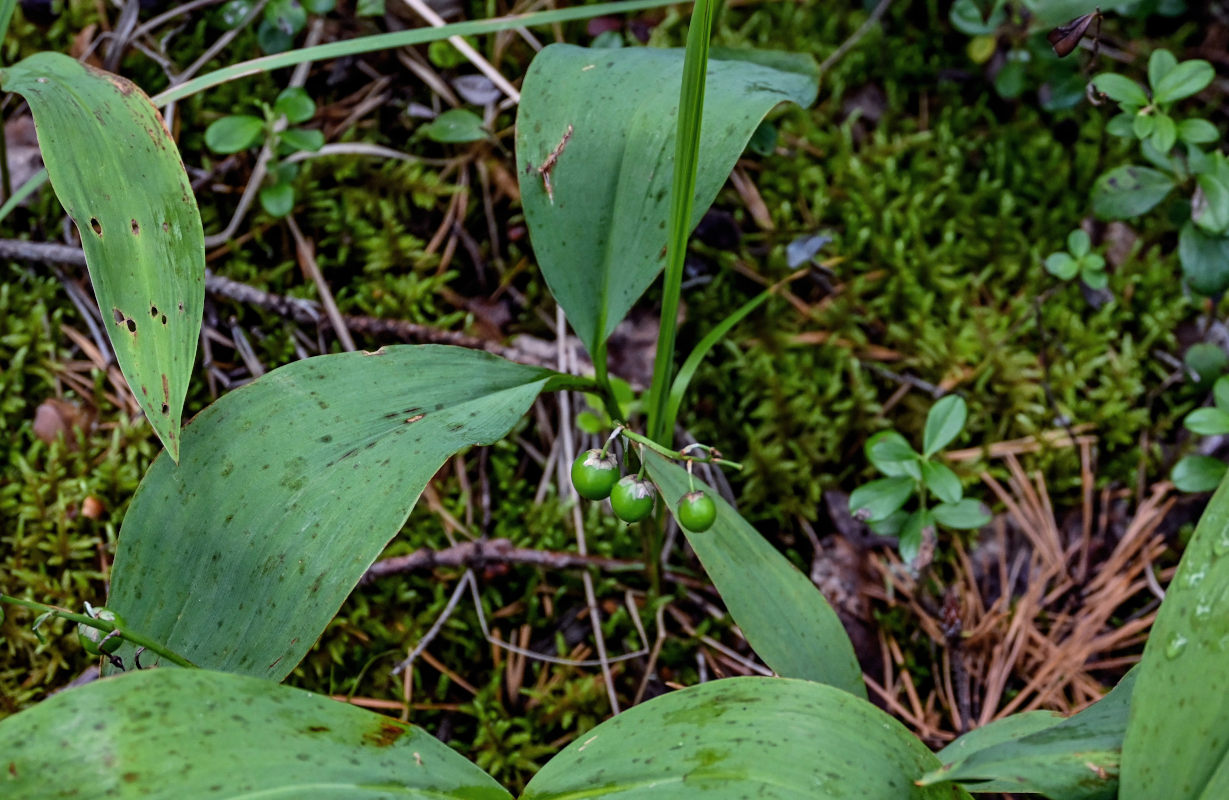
[107,346,559,680]
[0,53,204,462]
[0,668,511,799]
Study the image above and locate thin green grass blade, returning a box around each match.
[1,54,204,461]
[646,0,715,444]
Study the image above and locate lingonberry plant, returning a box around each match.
[3,1,1229,799]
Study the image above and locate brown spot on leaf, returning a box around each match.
[306,725,330,733]
[131,219,139,234]
[90,217,102,235]
[122,772,139,782]
[364,722,408,748]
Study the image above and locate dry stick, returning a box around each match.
[397,0,522,103]
[286,214,355,351]
[556,305,621,713]
[362,538,642,583]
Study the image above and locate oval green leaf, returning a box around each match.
[644,452,864,697]
[1091,165,1176,220]
[204,113,266,153]
[1091,73,1148,108]
[1179,221,1229,297]
[1152,60,1214,104]
[1185,407,1229,436]
[923,395,968,457]
[522,677,962,800]
[420,108,489,143]
[866,430,921,478]
[0,668,510,799]
[274,86,316,124]
[921,460,962,504]
[106,346,562,680]
[850,475,916,523]
[0,52,205,462]
[516,44,818,354]
[1121,476,1229,799]
[931,499,991,530]
[1148,49,1178,92]
[1172,456,1228,494]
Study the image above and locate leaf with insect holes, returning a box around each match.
[923,395,967,457]
[517,44,817,355]
[0,53,204,462]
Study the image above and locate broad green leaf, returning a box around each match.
[921,460,962,504]
[274,86,316,123]
[643,452,864,697]
[516,44,817,354]
[1185,408,1229,436]
[1091,73,1148,107]
[923,395,968,457]
[522,677,964,800]
[0,668,510,799]
[1153,60,1214,104]
[932,499,991,530]
[1179,119,1219,145]
[1122,475,1229,799]
[1179,222,1229,297]
[850,476,916,523]
[1091,165,1175,219]
[1148,49,1177,92]
[0,53,205,462]
[1172,456,1228,493]
[420,108,489,143]
[922,668,1135,799]
[205,114,265,153]
[866,430,921,478]
[106,346,563,680]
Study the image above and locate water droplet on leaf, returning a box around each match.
[1166,634,1188,659]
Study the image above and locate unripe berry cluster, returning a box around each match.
[569,446,716,532]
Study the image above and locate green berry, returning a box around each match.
[677,491,717,532]
[77,607,124,656]
[610,475,655,522]
[571,449,619,500]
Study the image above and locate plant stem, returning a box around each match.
[645,0,716,445]
[620,428,742,470]
[0,594,197,668]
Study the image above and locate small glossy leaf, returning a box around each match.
[1150,113,1177,154]
[523,677,963,800]
[420,108,488,143]
[0,53,205,462]
[1214,375,1229,412]
[1066,228,1091,257]
[1153,60,1214,104]
[273,86,315,123]
[1082,263,1109,290]
[898,509,929,564]
[1106,112,1135,138]
[1092,165,1175,219]
[1180,222,1229,297]
[850,476,916,523]
[923,394,967,457]
[259,180,295,217]
[1133,113,1155,140]
[0,668,510,799]
[106,346,561,679]
[218,0,257,29]
[1179,119,1219,145]
[1194,156,1229,235]
[1046,251,1079,279]
[278,126,325,153]
[921,460,962,504]
[932,499,992,530]
[866,430,921,478]
[1121,477,1229,799]
[1091,73,1148,107]
[1186,343,1229,389]
[644,452,864,697]
[1147,49,1177,91]
[1172,456,1228,493]
[1184,408,1229,436]
[257,18,294,53]
[517,44,817,354]
[922,669,1135,800]
[205,114,265,153]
